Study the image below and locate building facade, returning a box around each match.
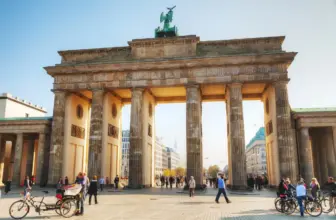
[0,93,50,187]
[245,127,267,175]
[0,93,47,118]
[167,147,180,170]
[154,137,165,176]
[121,130,130,178]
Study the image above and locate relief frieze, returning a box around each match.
[53,64,287,88]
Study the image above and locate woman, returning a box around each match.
[296,180,307,217]
[88,176,98,205]
[310,178,320,200]
[188,176,196,197]
[24,176,31,196]
[56,177,63,189]
[75,172,85,216]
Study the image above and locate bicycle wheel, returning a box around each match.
[9,200,30,219]
[283,200,296,215]
[60,199,77,218]
[320,198,331,213]
[274,198,282,212]
[55,200,62,215]
[305,200,322,217]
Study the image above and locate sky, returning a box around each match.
[1,0,336,169]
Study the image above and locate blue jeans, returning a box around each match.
[297,196,306,216]
[215,188,229,203]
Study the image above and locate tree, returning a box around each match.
[170,169,176,177]
[175,167,186,176]
[163,169,170,177]
[208,165,220,178]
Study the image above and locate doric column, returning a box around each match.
[13,133,23,185]
[0,135,6,186]
[325,128,336,177]
[299,128,314,182]
[318,129,328,183]
[48,91,67,185]
[226,83,247,189]
[35,133,45,185]
[128,88,144,188]
[88,89,105,178]
[186,85,203,186]
[274,81,298,181]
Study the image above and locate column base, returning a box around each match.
[226,184,251,191]
[126,184,152,189]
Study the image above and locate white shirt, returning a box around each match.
[296,185,306,197]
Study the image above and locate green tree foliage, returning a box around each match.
[208,165,220,178]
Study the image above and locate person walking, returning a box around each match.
[99,176,105,192]
[88,175,98,205]
[4,178,12,195]
[296,180,307,217]
[75,172,85,216]
[188,176,196,197]
[114,175,119,189]
[169,176,174,189]
[215,175,231,203]
[106,177,110,187]
[165,177,169,188]
[64,176,69,186]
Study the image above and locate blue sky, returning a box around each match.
[1,0,336,168]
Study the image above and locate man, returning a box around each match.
[114,175,119,189]
[99,176,105,191]
[215,175,231,204]
[83,173,90,200]
[323,177,336,211]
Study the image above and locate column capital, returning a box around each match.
[131,87,145,92]
[227,83,243,88]
[185,84,200,89]
[272,80,290,87]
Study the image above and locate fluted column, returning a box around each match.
[274,81,298,181]
[13,133,23,185]
[88,89,105,178]
[128,88,144,188]
[299,128,314,182]
[0,135,6,186]
[48,91,67,185]
[226,83,247,189]
[35,133,45,185]
[186,85,203,186]
[325,127,336,177]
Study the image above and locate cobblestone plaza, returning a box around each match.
[0,188,335,220]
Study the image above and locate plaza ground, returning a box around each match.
[0,187,335,220]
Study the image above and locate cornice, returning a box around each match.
[45,52,297,76]
[198,36,285,47]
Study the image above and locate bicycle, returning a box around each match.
[275,195,322,217]
[9,189,76,219]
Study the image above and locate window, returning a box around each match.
[76,104,83,119]
[112,103,117,118]
[265,98,269,114]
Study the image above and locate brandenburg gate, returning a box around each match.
[44,34,299,189]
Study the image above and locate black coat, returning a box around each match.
[88,180,98,195]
